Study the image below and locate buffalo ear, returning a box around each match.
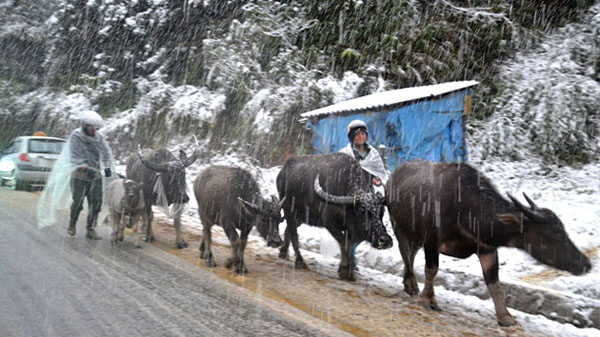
[496,213,522,232]
[179,150,188,162]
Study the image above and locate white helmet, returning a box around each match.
[80,110,103,129]
[347,119,368,134]
[347,119,368,142]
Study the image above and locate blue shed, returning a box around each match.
[300,81,478,172]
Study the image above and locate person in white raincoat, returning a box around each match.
[37,110,116,239]
[339,119,389,269]
[339,119,388,185]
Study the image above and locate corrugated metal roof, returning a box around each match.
[300,80,478,119]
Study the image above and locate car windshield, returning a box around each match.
[28,139,65,154]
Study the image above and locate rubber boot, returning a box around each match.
[67,221,76,236]
[86,213,101,240]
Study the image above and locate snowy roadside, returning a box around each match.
[116,152,599,335]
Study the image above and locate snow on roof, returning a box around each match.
[300,80,479,119]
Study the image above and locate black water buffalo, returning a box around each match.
[193,166,284,274]
[385,161,591,326]
[277,153,393,281]
[126,143,199,249]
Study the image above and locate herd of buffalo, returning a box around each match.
[104,142,591,327]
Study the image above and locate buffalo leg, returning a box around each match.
[398,236,419,295]
[233,227,251,274]
[330,230,354,281]
[278,221,292,260]
[288,219,307,269]
[479,250,516,327]
[110,212,119,243]
[118,216,125,242]
[173,203,188,249]
[199,214,216,267]
[130,212,142,248]
[222,222,247,273]
[142,205,155,242]
[421,243,440,311]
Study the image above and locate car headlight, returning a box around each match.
[0,160,15,172]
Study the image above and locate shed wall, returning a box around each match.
[307,90,469,172]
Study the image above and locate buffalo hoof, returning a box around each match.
[497,314,518,327]
[118,233,124,242]
[204,259,217,268]
[404,278,419,296]
[176,242,188,249]
[225,258,248,274]
[235,265,248,275]
[225,258,237,269]
[294,258,309,270]
[278,249,289,260]
[421,298,441,311]
[144,235,156,242]
[338,267,355,281]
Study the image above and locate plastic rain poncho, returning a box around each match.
[340,143,389,185]
[37,128,117,228]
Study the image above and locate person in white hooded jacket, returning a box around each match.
[339,119,388,185]
[67,110,114,239]
[339,119,389,270]
[37,111,117,238]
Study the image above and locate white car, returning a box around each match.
[0,136,66,190]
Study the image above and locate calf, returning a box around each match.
[385,161,591,326]
[194,166,284,274]
[106,179,145,247]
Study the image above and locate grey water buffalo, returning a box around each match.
[194,166,284,274]
[126,142,200,248]
[385,161,591,326]
[276,153,393,281]
[106,179,145,247]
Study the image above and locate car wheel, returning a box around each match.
[15,179,27,191]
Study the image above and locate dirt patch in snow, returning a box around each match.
[144,215,542,337]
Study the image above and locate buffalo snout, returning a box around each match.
[370,223,393,249]
[373,232,393,249]
[571,256,592,276]
[267,235,283,248]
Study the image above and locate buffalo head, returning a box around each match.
[122,179,143,209]
[238,195,286,248]
[314,175,393,249]
[503,192,591,275]
[137,138,200,204]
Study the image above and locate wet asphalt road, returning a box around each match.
[0,188,348,337]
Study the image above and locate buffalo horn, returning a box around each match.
[182,135,201,168]
[277,196,287,208]
[137,145,170,172]
[270,195,286,208]
[507,193,545,222]
[314,174,355,205]
[522,192,539,210]
[238,197,262,213]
